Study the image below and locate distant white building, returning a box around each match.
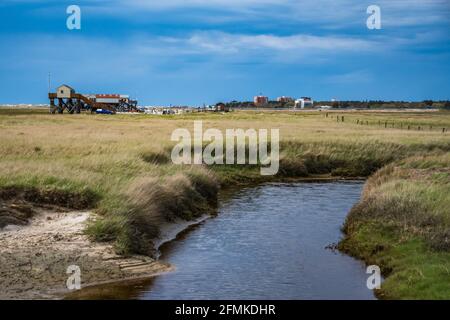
[295,97,314,109]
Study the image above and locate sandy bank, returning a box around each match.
[0,208,171,299]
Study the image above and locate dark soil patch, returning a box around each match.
[0,201,38,228]
[0,186,99,228]
[0,186,99,210]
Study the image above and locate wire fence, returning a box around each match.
[323,113,448,134]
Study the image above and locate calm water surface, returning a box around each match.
[78,181,375,300]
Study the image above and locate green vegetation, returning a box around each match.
[0,108,449,299]
[340,154,450,298]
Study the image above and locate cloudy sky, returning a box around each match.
[0,0,449,105]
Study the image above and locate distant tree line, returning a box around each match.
[220,100,295,109]
[218,100,450,110]
[315,100,450,110]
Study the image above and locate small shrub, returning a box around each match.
[106,169,220,255]
[140,150,170,164]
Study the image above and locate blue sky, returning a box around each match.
[0,0,449,105]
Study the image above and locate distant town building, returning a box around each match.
[254,96,269,107]
[295,97,314,109]
[215,103,229,112]
[277,96,294,103]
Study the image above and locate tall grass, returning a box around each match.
[339,153,450,299]
[1,109,449,273]
[86,167,218,255]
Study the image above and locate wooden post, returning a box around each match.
[357,119,359,124]
[385,121,387,128]
[342,116,344,122]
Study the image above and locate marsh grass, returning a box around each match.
[86,167,218,255]
[1,109,449,298]
[340,153,450,298]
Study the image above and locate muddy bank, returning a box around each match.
[0,208,171,299]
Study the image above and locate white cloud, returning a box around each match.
[0,31,380,82]
[84,0,450,28]
[0,30,428,73]
[185,32,376,53]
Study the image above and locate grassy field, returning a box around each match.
[0,108,449,298]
